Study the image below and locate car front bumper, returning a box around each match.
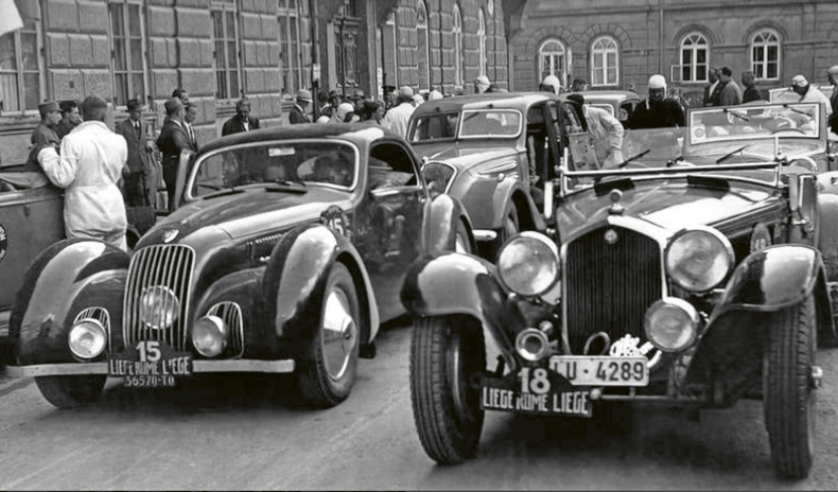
[5,359,296,377]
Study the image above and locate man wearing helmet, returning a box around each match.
[626,74,685,130]
[540,75,562,95]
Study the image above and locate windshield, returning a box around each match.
[688,103,821,145]
[458,109,522,139]
[189,140,357,198]
[409,112,459,142]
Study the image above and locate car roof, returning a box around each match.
[557,90,641,103]
[412,92,558,117]
[199,123,394,156]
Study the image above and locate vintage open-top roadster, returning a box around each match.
[402,106,838,478]
[6,124,472,409]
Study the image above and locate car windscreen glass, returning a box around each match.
[409,112,459,142]
[458,109,522,139]
[190,140,357,197]
[688,103,822,146]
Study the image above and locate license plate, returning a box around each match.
[548,356,649,386]
[109,341,192,388]
[479,368,593,417]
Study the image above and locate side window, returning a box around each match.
[369,143,420,190]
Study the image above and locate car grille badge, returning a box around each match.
[162,229,179,243]
[604,228,619,245]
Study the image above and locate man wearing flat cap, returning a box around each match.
[791,74,831,117]
[289,89,312,124]
[222,98,260,136]
[381,86,416,138]
[31,101,62,147]
[115,98,157,207]
[828,66,838,135]
[37,95,129,251]
[157,97,190,210]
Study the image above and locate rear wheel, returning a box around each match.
[297,263,361,408]
[35,375,106,409]
[764,294,818,479]
[410,315,486,465]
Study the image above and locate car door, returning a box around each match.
[0,181,64,310]
[353,140,426,322]
[550,100,597,171]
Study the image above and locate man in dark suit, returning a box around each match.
[222,98,260,136]
[183,102,199,152]
[156,98,189,210]
[115,98,157,207]
[289,89,312,124]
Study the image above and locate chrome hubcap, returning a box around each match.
[321,288,356,381]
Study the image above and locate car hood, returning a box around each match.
[556,179,778,240]
[142,187,352,245]
[412,141,519,168]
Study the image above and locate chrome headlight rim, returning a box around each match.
[497,231,560,297]
[68,318,108,360]
[664,226,734,293]
[643,297,700,353]
[192,314,229,358]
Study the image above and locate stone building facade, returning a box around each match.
[0,0,508,167]
[508,0,838,103]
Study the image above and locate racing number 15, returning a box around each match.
[136,341,161,363]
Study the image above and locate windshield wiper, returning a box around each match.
[667,155,684,167]
[782,103,810,116]
[618,149,651,168]
[715,144,751,164]
[723,108,750,122]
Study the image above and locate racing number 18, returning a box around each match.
[519,367,551,394]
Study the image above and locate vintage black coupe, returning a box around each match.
[407,93,589,258]
[402,111,838,478]
[6,124,472,409]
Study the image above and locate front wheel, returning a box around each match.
[297,263,361,408]
[764,294,818,479]
[35,375,106,409]
[493,202,519,260]
[410,315,486,465]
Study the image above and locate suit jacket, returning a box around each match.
[184,123,199,153]
[289,105,310,124]
[156,119,190,171]
[222,115,261,136]
[31,123,60,146]
[115,118,154,175]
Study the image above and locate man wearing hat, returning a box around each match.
[56,100,82,140]
[791,74,831,116]
[626,74,685,130]
[381,86,416,138]
[827,66,838,135]
[115,98,157,207]
[289,89,312,124]
[156,97,189,210]
[31,101,62,146]
[222,98,261,136]
[474,75,491,94]
[37,95,129,250]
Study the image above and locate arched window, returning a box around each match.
[679,32,708,83]
[590,36,619,87]
[539,39,565,85]
[453,4,463,87]
[477,8,487,76]
[751,29,780,81]
[417,0,430,90]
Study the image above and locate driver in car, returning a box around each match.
[313,154,352,186]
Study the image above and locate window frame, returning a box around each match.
[416,0,430,90]
[750,29,781,82]
[212,1,242,101]
[277,0,302,96]
[477,8,487,76]
[0,16,43,115]
[538,38,566,86]
[453,4,463,88]
[590,35,619,87]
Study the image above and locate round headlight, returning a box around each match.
[68,319,107,359]
[139,286,180,330]
[643,297,700,352]
[665,227,734,292]
[192,315,228,357]
[497,232,560,297]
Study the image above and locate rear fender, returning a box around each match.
[11,239,129,365]
[262,224,379,350]
[401,252,525,370]
[423,193,475,253]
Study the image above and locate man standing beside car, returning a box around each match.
[791,74,832,118]
[381,86,416,138]
[627,75,685,130]
[55,100,82,140]
[157,97,190,210]
[567,93,625,169]
[30,101,62,146]
[713,66,742,107]
[115,98,156,207]
[222,98,261,136]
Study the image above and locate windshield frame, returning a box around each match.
[185,138,361,202]
[456,108,524,140]
[685,103,823,148]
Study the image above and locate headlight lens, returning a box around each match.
[665,227,734,292]
[643,297,700,352]
[497,232,560,297]
[192,315,228,357]
[68,319,107,359]
[139,286,180,330]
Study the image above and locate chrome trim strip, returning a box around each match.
[6,359,296,377]
[472,229,498,241]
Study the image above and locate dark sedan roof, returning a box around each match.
[199,123,396,156]
[412,92,558,117]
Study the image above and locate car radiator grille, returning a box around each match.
[564,226,662,354]
[422,162,456,193]
[123,245,196,351]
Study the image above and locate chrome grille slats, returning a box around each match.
[123,245,196,351]
[422,161,456,193]
[564,226,662,354]
[208,302,245,358]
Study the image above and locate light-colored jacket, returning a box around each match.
[39,121,129,250]
[583,105,625,169]
[799,86,832,118]
[382,102,415,138]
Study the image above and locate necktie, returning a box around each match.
[189,124,195,144]
[135,122,140,136]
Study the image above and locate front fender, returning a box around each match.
[401,252,524,366]
[11,239,129,365]
[423,193,475,254]
[262,224,379,350]
[816,192,838,280]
